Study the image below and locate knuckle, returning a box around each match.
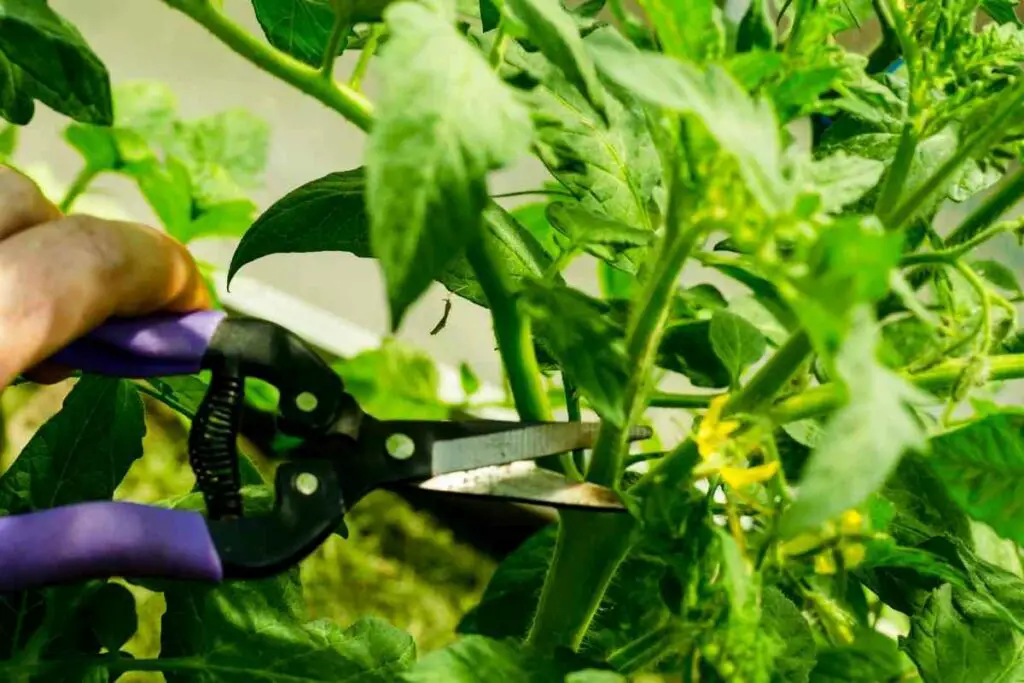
[0,167,54,222]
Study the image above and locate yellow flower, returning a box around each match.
[697,395,740,462]
[839,509,864,535]
[721,462,780,489]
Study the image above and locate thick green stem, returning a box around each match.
[875,123,920,226]
[59,165,100,213]
[524,512,635,650]
[944,166,1024,248]
[465,235,552,422]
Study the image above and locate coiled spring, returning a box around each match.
[189,371,245,519]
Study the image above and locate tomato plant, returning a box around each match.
[2,0,1024,680]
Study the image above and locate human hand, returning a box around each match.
[0,167,211,389]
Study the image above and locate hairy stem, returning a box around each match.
[465,235,552,422]
[59,165,100,213]
[875,123,919,226]
[349,24,383,89]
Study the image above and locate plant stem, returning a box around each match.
[887,77,1024,232]
[528,145,704,650]
[491,189,574,199]
[488,21,509,68]
[524,511,636,650]
[874,123,919,226]
[162,0,375,131]
[349,24,383,89]
[901,218,1023,266]
[649,391,719,408]
[564,378,586,478]
[319,8,351,80]
[465,234,552,422]
[59,165,100,213]
[724,330,813,416]
[943,166,1024,248]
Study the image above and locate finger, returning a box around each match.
[0,166,62,240]
[0,214,211,388]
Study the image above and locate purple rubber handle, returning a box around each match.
[48,310,227,377]
[0,501,223,591]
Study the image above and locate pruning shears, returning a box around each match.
[0,310,650,592]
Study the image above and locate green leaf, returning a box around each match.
[0,123,17,157]
[0,0,112,124]
[66,81,179,173]
[399,635,592,682]
[781,310,930,537]
[229,168,370,284]
[762,586,816,683]
[802,152,885,213]
[858,538,972,588]
[586,29,789,215]
[659,319,733,388]
[227,170,550,309]
[146,375,210,417]
[520,281,629,425]
[180,198,257,243]
[545,200,652,271]
[736,0,775,52]
[126,157,193,234]
[0,377,145,513]
[972,259,1023,294]
[65,124,118,172]
[518,32,661,230]
[709,309,767,384]
[333,338,450,420]
[160,569,416,682]
[479,0,500,31]
[459,362,480,397]
[904,584,1024,683]
[981,0,1023,26]
[927,412,1024,548]
[168,109,270,209]
[80,582,138,652]
[0,52,33,125]
[505,0,606,119]
[367,1,532,328]
[251,0,341,66]
[635,0,724,63]
[809,630,905,683]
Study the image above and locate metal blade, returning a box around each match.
[408,460,627,511]
[429,422,652,477]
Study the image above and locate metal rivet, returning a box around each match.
[296,392,318,412]
[386,433,415,460]
[295,472,319,496]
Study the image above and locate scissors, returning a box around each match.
[0,309,651,592]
